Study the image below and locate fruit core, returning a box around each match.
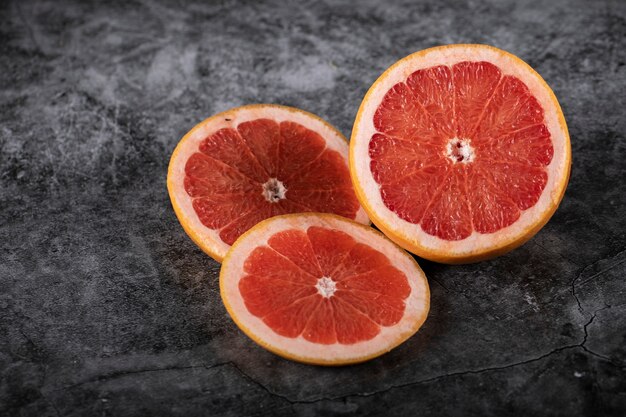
[262,178,287,203]
[446,138,474,164]
[315,276,337,298]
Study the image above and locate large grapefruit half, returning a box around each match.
[168,104,369,262]
[220,213,430,365]
[350,44,571,263]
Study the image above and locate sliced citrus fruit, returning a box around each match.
[168,104,369,262]
[350,44,571,263]
[220,213,430,365]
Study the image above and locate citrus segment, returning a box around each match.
[277,121,326,179]
[267,230,322,276]
[452,61,501,139]
[168,104,369,261]
[420,167,472,241]
[286,188,360,216]
[243,246,316,285]
[198,128,268,181]
[477,124,554,166]
[219,205,273,246]
[286,150,353,189]
[374,83,429,140]
[237,119,281,177]
[350,44,571,263]
[238,275,317,318]
[184,153,258,195]
[406,65,456,138]
[262,295,321,339]
[220,214,429,365]
[328,298,380,345]
[369,134,442,183]
[475,75,544,140]
[466,164,521,234]
[191,193,264,231]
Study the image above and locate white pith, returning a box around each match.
[351,45,570,257]
[262,178,287,202]
[315,276,336,298]
[446,138,474,164]
[168,105,370,260]
[220,214,430,364]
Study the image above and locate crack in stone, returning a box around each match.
[19,314,626,411]
[571,280,585,313]
[579,305,626,369]
[316,345,581,403]
[42,293,624,407]
[581,308,598,345]
[238,306,623,405]
[582,346,626,369]
[232,346,583,406]
[579,306,609,346]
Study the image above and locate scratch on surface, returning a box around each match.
[34,359,61,416]
[571,250,626,314]
[577,258,626,288]
[15,2,43,53]
[429,276,449,293]
[56,362,231,391]
[18,328,38,350]
[226,362,297,404]
[41,391,61,417]
[533,240,578,266]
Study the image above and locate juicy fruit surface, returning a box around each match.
[238,226,411,344]
[184,119,360,245]
[370,61,554,241]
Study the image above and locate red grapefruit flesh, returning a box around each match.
[350,45,571,263]
[220,213,430,365]
[168,104,369,262]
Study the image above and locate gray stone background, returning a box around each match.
[1,0,625,416]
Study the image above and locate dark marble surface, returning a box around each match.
[1,0,625,415]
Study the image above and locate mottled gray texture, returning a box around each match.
[1,0,625,416]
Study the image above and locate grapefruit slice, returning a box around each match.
[220,213,430,365]
[168,104,369,262]
[350,44,571,263]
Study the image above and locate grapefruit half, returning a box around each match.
[350,44,571,263]
[168,104,369,262]
[220,213,430,365]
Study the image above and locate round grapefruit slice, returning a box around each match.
[168,104,369,262]
[350,44,571,263]
[220,213,430,365]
